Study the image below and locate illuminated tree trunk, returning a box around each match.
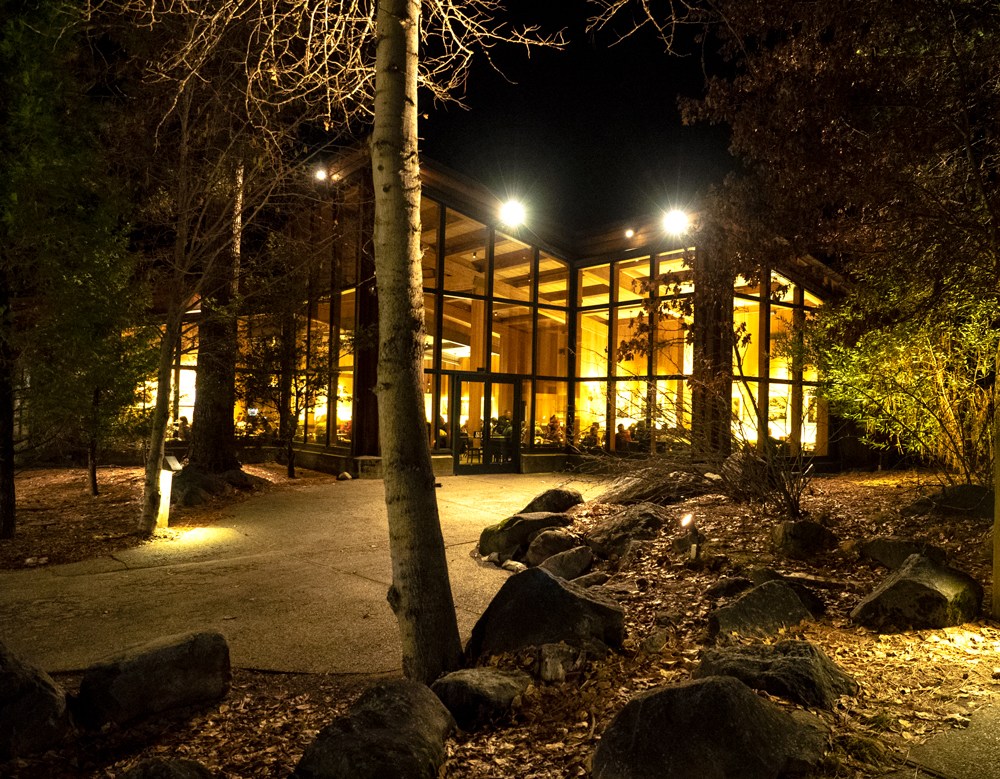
[138,323,177,535]
[371,0,462,683]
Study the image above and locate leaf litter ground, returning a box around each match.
[3,466,998,777]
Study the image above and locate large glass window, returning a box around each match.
[575,380,608,450]
[615,257,651,303]
[443,210,488,295]
[614,304,647,377]
[538,252,569,307]
[536,308,568,378]
[420,199,441,287]
[732,379,760,446]
[423,293,437,372]
[653,306,691,376]
[769,306,795,380]
[533,380,568,448]
[576,309,609,378]
[493,233,533,302]
[305,298,332,444]
[656,251,694,296]
[652,379,689,436]
[334,289,356,445]
[441,295,486,372]
[577,264,611,307]
[733,299,761,379]
[613,379,652,452]
[491,302,533,374]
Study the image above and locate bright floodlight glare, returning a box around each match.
[314,167,328,181]
[663,209,690,235]
[499,199,526,227]
[625,228,635,239]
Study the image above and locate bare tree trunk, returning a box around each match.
[371,0,462,683]
[993,400,999,616]
[138,324,177,536]
[0,268,15,539]
[279,309,296,478]
[88,387,100,497]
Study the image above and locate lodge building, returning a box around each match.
[170,157,843,476]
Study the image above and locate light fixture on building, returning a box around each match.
[662,209,690,236]
[499,199,526,228]
[625,228,635,239]
[314,167,328,181]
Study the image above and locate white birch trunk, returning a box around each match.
[370,0,463,682]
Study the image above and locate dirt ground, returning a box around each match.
[2,465,999,777]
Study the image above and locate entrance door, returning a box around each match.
[453,376,520,474]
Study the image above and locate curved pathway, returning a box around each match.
[0,473,597,675]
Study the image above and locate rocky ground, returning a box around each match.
[3,464,999,777]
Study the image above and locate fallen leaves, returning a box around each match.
[6,468,1000,777]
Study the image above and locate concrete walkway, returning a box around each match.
[885,704,1000,779]
[0,473,599,675]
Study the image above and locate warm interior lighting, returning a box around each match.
[663,209,690,235]
[499,199,526,227]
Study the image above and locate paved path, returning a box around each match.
[885,704,1000,779]
[0,473,599,675]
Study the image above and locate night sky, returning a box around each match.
[420,4,734,232]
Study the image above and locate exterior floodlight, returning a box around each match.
[662,209,690,236]
[314,167,328,181]
[625,228,635,239]
[499,199,526,227]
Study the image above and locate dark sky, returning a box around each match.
[420,5,733,232]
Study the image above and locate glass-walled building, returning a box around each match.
[215,157,842,476]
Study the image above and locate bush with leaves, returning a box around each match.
[813,296,996,486]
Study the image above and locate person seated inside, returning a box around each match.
[614,423,631,451]
[581,422,601,449]
[545,414,563,444]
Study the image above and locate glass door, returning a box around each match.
[453,375,520,474]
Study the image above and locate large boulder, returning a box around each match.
[595,470,711,506]
[74,631,231,729]
[525,528,580,566]
[519,487,585,515]
[851,554,982,631]
[294,680,454,779]
[592,676,827,779]
[694,640,859,709]
[858,536,947,569]
[465,568,624,662]
[584,503,671,559]
[538,546,594,580]
[431,668,531,731]
[708,580,812,641]
[0,641,72,760]
[478,512,573,560]
[771,520,838,559]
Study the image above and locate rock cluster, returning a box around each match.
[1,631,230,773]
